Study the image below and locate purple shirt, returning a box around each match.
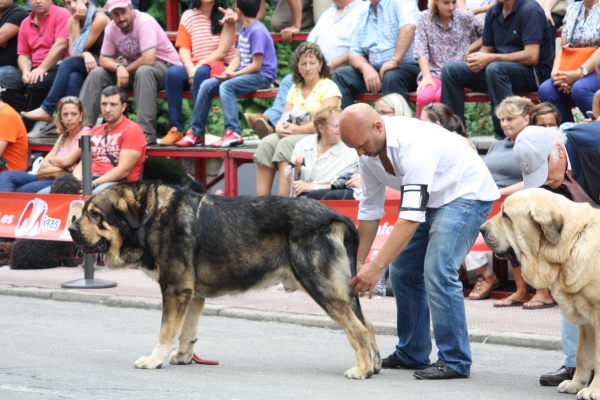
[413,9,483,82]
[237,20,277,80]
[101,11,181,66]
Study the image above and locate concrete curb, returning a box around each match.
[0,284,561,351]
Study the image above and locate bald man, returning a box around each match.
[340,104,499,380]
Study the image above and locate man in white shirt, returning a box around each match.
[339,103,499,380]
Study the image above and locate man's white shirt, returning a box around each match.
[358,117,500,223]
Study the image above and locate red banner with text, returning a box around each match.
[0,193,85,241]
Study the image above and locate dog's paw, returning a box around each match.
[344,366,374,380]
[170,350,193,365]
[134,355,164,369]
[558,379,586,394]
[577,387,600,400]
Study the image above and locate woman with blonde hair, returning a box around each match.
[289,105,358,199]
[374,93,412,117]
[0,97,88,193]
[254,42,341,196]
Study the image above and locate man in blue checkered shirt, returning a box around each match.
[333,0,420,108]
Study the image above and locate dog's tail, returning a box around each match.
[342,219,366,326]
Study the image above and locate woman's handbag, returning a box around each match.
[560,47,597,71]
[281,110,311,126]
[559,3,597,71]
[36,166,69,181]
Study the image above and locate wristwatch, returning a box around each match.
[580,66,589,76]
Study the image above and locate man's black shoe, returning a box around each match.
[539,366,576,386]
[413,360,468,380]
[381,352,410,369]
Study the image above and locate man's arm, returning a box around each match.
[94,149,142,185]
[349,55,381,93]
[280,0,302,43]
[28,38,69,83]
[488,43,540,65]
[0,23,19,48]
[329,51,349,71]
[350,218,420,297]
[0,139,7,158]
[356,220,380,264]
[379,24,416,79]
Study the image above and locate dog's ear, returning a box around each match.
[116,197,141,229]
[529,207,564,245]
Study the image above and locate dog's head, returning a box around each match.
[480,188,592,290]
[69,183,144,268]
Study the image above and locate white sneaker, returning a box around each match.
[27,121,49,138]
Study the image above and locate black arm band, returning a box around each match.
[400,184,429,212]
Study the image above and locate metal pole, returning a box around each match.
[62,135,117,289]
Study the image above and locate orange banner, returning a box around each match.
[0,193,85,241]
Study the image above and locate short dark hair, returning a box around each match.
[101,86,126,104]
[531,102,562,126]
[236,0,260,18]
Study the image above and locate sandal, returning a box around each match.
[468,274,499,300]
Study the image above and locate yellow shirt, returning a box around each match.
[285,78,341,116]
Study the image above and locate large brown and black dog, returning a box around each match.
[480,188,600,398]
[68,182,380,379]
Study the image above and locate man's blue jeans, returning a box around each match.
[538,74,600,123]
[190,73,272,137]
[165,64,211,131]
[40,57,87,115]
[0,65,18,79]
[0,171,53,193]
[264,73,293,126]
[562,317,578,368]
[441,61,545,140]
[333,63,420,109]
[390,197,493,377]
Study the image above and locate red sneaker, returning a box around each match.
[210,129,244,148]
[175,128,204,147]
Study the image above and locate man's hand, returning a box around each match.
[83,52,98,73]
[345,173,361,189]
[417,75,436,92]
[116,65,129,87]
[543,8,554,26]
[293,180,313,196]
[218,7,237,25]
[281,26,300,43]
[21,70,31,84]
[379,59,399,80]
[349,261,382,298]
[363,68,382,93]
[28,68,47,84]
[466,52,493,73]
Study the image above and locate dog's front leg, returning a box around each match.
[134,286,194,369]
[573,322,600,400]
[558,323,594,394]
[170,295,206,365]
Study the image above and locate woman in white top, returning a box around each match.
[289,105,358,199]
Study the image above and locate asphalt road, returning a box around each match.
[0,295,567,400]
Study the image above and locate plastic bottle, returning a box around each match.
[373,267,387,299]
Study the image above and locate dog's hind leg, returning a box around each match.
[170,296,206,365]
[290,231,376,379]
[134,282,194,369]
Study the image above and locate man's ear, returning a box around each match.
[529,207,563,245]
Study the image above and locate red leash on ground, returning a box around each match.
[192,353,219,365]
